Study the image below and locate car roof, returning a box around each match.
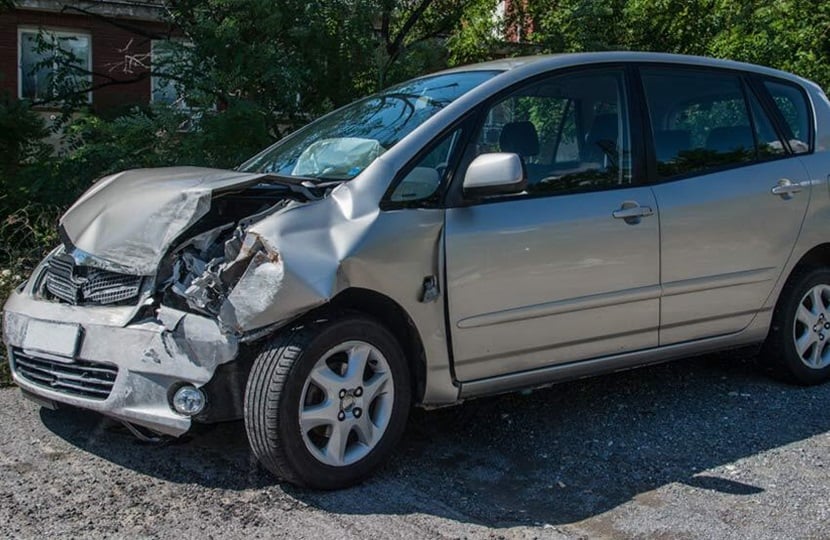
[434,52,814,88]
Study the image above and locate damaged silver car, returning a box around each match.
[5,52,830,489]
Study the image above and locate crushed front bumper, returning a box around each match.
[2,290,239,436]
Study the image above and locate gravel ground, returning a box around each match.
[1,351,829,539]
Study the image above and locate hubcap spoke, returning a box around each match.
[353,412,376,447]
[811,340,825,367]
[812,287,826,314]
[299,399,339,433]
[309,364,345,397]
[345,344,372,386]
[325,421,351,466]
[797,303,816,326]
[363,371,391,404]
[796,332,818,358]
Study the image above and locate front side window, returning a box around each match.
[389,128,462,203]
[470,68,632,196]
[764,80,811,153]
[240,71,498,181]
[19,28,91,102]
[642,67,783,178]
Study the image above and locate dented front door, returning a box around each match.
[444,65,661,382]
[445,188,661,381]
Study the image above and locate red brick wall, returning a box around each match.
[0,9,169,112]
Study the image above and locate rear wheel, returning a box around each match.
[244,312,411,489]
[763,267,830,385]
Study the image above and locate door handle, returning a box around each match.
[612,201,654,222]
[771,179,803,198]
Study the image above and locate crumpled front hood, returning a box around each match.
[60,167,268,275]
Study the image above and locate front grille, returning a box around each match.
[12,349,118,400]
[44,253,142,306]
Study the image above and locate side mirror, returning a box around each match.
[463,153,526,198]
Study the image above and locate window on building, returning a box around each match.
[19,28,91,103]
[151,39,182,106]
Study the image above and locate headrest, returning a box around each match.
[706,126,754,153]
[586,114,619,144]
[499,121,540,157]
[654,129,691,162]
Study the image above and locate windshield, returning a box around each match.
[239,71,499,181]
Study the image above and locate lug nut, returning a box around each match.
[354,387,363,397]
[353,408,362,418]
[821,334,826,341]
[337,411,346,421]
[339,389,347,398]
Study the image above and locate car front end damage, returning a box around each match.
[0,166,369,436]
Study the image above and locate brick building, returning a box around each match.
[0,0,175,112]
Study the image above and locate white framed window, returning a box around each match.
[18,27,92,103]
[151,39,183,106]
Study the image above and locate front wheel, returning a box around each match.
[763,267,830,385]
[244,312,411,489]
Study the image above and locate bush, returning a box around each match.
[0,98,275,386]
[0,206,60,386]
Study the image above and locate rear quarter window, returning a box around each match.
[763,80,811,154]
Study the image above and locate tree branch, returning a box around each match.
[387,0,437,57]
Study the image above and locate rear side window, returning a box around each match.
[641,67,782,178]
[764,80,811,154]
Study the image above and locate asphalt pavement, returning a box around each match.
[1,350,829,539]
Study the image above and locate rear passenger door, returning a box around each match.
[639,66,811,345]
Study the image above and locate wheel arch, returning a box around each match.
[789,243,830,274]
[767,243,830,315]
[312,287,428,404]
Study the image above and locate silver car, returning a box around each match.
[4,52,830,489]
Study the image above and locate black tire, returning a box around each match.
[243,311,411,489]
[762,266,830,385]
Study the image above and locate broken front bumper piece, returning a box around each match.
[2,290,238,436]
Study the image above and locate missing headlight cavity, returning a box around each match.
[169,230,282,319]
[162,180,317,333]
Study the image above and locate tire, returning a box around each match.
[244,311,411,489]
[763,266,830,385]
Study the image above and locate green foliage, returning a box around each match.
[447,0,502,65]
[0,93,52,210]
[510,0,830,92]
[0,206,60,386]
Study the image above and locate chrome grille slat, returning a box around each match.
[14,358,115,387]
[12,349,118,400]
[44,253,142,306]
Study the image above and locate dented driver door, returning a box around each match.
[444,188,661,382]
[444,66,660,382]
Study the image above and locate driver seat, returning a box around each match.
[499,121,544,184]
[584,113,619,167]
